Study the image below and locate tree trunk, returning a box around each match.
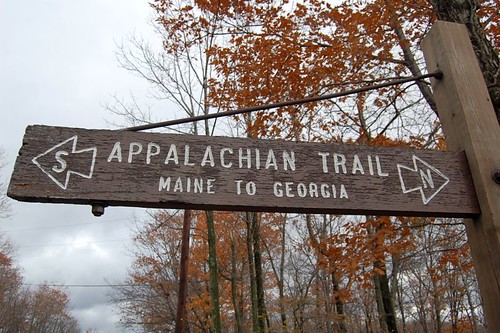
[375,264,399,333]
[278,217,288,332]
[427,0,500,122]
[175,210,192,333]
[363,296,375,333]
[205,211,221,333]
[318,270,333,333]
[385,1,438,114]
[331,271,347,333]
[305,214,347,333]
[246,212,261,333]
[370,217,399,333]
[252,212,269,332]
[394,258,407,333]
[230,236,244,333]
[261,216,288,332]
[374,273,389,333]
[462,272,480,333]
[429,271,443,333]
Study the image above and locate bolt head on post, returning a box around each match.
[91,203,106,217]
[492,170,500,185]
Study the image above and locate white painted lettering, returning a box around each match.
[272,181,348,199]
[165,144,179,165]
[52,151,68,173]
[235,180,244,195]
[309,183,319,197]
[246,181,257,195]
[283,151,296,171]
[146,143,161,164]
[318,152,329,173]
[158,176,171,191]
[297,183,307,197]
[255,149,261,169]
[184,145,195,166]
[107,142,122,162]
[333,153,347,174]
[274,182,283,197]
[220,148,233,168]
[206,178,215,194]
[159,176,215,194]
[194,178,203,193]
[320,184,330,198]
[201,146,215,167]
[239,148,251,168]
[375,156,389,176]
[340,184,348,198]
[174,177,183,192]
[367,155,375,175]
[420,169,435,189]
[352,154,365,175]
[265,149,278,170]
[128,142,143,163]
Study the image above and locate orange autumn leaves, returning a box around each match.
[152,0,497,141]
[205,0,436,140]
[308,216,413,296]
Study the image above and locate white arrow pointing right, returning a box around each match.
[397,155,450,205]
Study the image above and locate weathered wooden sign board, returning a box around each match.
[8,125,479,217]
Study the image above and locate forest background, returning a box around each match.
[109,0,499,333]
[1,0,498,332]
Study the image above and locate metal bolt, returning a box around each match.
[91,203,106,217]
[434,70,444,80]
[493,170,500,185]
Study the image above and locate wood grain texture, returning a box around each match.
[8,124,478,217]
[422,21,500,332]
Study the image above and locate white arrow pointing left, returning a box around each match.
[32,136,97,190]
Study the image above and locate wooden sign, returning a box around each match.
[8,125,479,217]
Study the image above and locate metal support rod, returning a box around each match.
[125,71,442,132]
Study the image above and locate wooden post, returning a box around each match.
[422,21,500,331]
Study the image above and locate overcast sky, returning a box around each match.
[0,1,164,331]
